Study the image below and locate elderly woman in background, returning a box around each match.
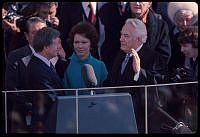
[63,22,108,95]
[167,2,198,74]
[168,2,198,32]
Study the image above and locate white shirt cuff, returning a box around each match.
[134,71,140,81]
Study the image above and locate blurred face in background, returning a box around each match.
[24,22,46,46]
[180,43,197,58]
[130,2,152,19]
[175,10,194,32]
[38,4,57,20]
[73,33,91,60]
[2,8,8,17]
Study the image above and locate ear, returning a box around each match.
[149,2,152,7]
[43,45,50,53]
[137,37,142,43]
[24,32,29,41]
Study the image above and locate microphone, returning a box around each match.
[81,64,97,95]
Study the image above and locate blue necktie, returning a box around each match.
[50,63,57,74]
[121,54,131,75]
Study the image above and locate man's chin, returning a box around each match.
[120,48,128,53]
[120,46,125,51]
[132,13,142,18]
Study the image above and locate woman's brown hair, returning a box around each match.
[177,26,198,48]
[67,21,99,50]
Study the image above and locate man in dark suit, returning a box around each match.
[5,17,47,91]
[105,18,168,133]
[122,2,171,64]
[4,17,46,133]
[58,2,121,72]
[25,27,65,133]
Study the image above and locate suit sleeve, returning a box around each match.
[55,58,70,79]
[29,72,58,131]
[29,69,60,102]
[99,62,108,86]
[5,53,20,90]
[137,51,169,85]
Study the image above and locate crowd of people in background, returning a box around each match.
[2,2,198,133]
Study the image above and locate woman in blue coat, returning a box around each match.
[63,22,108,95]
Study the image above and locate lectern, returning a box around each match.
[47,93,138,133]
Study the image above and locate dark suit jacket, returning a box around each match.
[168,31,185,74]
[55,58,70,79]
[105,46,168,133]
[58,2,121,71]
[5,45,32,90]
[26,55,65,132]
[107,47,168,87]
[26,55,64,91]
[4,45,33,132]
[184,57,198,81]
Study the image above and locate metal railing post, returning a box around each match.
[4,91,8,133]
[75,89,79,134]
[145,86,148,134]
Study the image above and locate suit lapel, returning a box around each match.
[23,45,32,56]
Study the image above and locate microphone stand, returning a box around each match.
[156,107,193,134]
[90,90,95,95]
[172,122,193,134]
[87,84,96,95]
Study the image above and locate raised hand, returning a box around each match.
[131,48,140,73]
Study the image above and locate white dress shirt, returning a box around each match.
[34,52,51,67]
[29,45,35,54]
[82,2,105,59]
[82,2,97,17]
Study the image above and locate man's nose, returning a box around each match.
[183,20,187,26]
[120,34,125,40]
[135,2,140,5]
[120,35,124,42]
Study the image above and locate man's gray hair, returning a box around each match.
[125,18,147,43]
[24,17,46,33]
[33,27,60,52]
[167,2,198,25]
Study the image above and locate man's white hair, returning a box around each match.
[167,2,198,25]
[125,18,147,43]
